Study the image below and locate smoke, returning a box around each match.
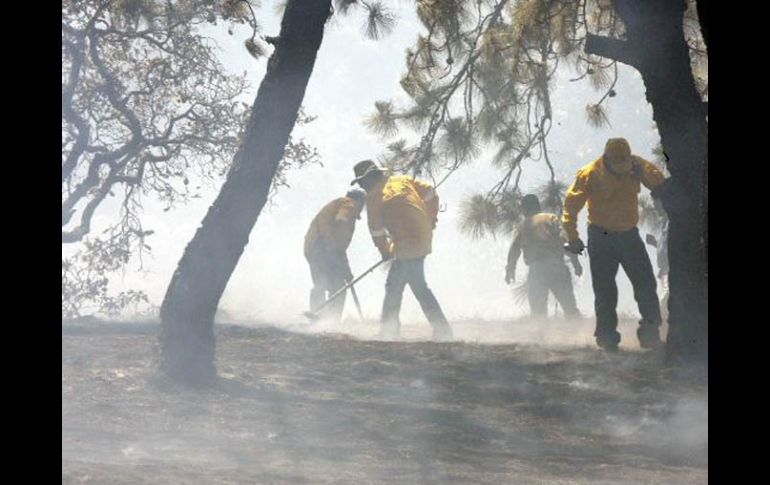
[602,396,708,466]
[70,2,665,344]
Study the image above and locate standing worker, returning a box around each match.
[304,189,367,323]
[563,138,667,352]
[506,194,583,319]
[351,160,453,341]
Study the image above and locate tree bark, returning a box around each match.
[586,0,708,367]
[695,0,708,49]
[159,0,332,386]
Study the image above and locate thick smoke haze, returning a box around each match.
[63,4,707,483]
[65,2,664,334]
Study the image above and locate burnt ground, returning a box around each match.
[62,320,707,484]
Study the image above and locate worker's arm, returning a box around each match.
[568,252,583,276]
[505,232,522,284]
[413,179,439,227]
[641,155,695,217]
[367,195,393,259]
[562,168,590,242]
[632,156,666,191]
[553,214,583,276]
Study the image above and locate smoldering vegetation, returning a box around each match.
[63,319,706,484]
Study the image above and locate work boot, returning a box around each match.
[378,322,400,340]
[596,334,620,353]
[637,325,663,350]
[432,324,454,342]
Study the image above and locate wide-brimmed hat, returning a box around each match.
[350,159,385,186]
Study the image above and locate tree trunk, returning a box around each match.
[695,0,708,49]
[159,0,332,386]
[586,0,707,367]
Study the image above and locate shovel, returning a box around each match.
[349,284,365,321]
[303,258,386,321]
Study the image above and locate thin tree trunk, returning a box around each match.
[159,0,332,386]
[586,0,707,367]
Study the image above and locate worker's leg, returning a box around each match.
[406,257,453,340]
[323,260,348,323]
[549,262,582,318]
[381,259,408,337]
[526,263,549,318]
[308,259,327,313]
[618,228,663,349]
[588,225,621,349]
[660,286,670,324]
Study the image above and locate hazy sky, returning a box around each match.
[73,1,665,327]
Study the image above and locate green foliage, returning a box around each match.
[459,194,500,240]
[62,236,149,319]
[585,103,611,128]
[62,0,315,319]
[366,101,400,138]
[364,1,396,40]
[364,0,622,231]
[537,179,568,214]
[459,179,569,241]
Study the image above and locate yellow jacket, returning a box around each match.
[366,174,439,260]
[509,213,567,266]
[563,155,665,241]
[304,197,359,259]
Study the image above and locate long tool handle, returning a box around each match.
[309,258,386,316]
[349,284,364,321]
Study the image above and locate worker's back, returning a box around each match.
[367,174,438,260]
[517,213,565,265]
[304,197,357,259]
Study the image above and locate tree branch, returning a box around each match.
[62,40,90,183]
[584,33,637,67]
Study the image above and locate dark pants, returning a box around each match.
[527,260,581,318]
[308,248,349,323]
[381,257,451,337]
[587,225,662,345]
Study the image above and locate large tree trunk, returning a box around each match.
[586,0,708,367]
[696,0,708,49]
[697,0,708,317]
[159,0,332,386]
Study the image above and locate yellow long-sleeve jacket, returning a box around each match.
[304,197,359,260]
[562,155,666,241]
[509,213,567,266]
[366,174,439,261]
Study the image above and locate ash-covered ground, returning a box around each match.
[62,318,707,484]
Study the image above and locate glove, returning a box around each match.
[505,265,515,284]
[565,238,586,255]
[378,243,394,261]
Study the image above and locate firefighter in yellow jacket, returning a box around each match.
[506,194,582,318]
[304,190,366,322]
[563,138,667,352]
[351,160,453,340]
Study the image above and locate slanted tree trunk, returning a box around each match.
[586,0,708,367]
[159,0,332,386]
[696,0,708,318]
[696,0,708,49]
